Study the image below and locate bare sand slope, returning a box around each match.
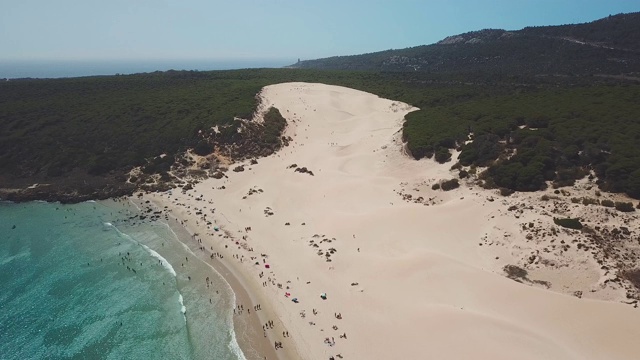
[153,83,640,360]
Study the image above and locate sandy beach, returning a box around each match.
[146,82,640,360]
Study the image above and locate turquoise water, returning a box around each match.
[0,200,244,360]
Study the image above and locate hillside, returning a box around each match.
[289,12,640,78]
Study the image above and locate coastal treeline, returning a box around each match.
[402,84,640,197]
[2,68,640,200]
[0,70,262,178]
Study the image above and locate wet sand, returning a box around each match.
[141,197,291,360]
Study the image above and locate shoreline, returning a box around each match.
[136,195,294,360]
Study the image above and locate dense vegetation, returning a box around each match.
[290,13,640,78]
[403,84,640,195]
[0,71,260,178]
[522,12,640,52]
[3,68,640,199]
[2,12,640,202]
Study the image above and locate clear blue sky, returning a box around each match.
[1,0,638,61]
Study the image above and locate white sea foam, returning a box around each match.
[228,328,248,360]
[224,277,247,360]
[178,293,187,324]
[153,214,247,360]
[127,198,143,212]
[178,294,186,313]
[0,251,29,266]
[104,222,177,278]
[180,242,193,253]
[141,244,177,277]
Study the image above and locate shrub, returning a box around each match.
[553,179,576,188]
[440,179,460,191]
[600,199,615,207]
[571,197,581,204]
[621,269,640,290]
[499,187,514,196]
[434,148,452,163]
[480,173,497,189]
[459,133,502,166]
[431,183,441,190]
[459,170,469,178]
[614,202,635,212]
[503,265,528,280]
[553,218,583,230]
[142,155,173,174]
[582,197,599,206]
[261,107,287,145]
[532,279,551,288]
[193,140,212,156]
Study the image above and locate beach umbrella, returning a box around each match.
[320,293,327,300]
[213,226,220,231]
[265,264,270,268]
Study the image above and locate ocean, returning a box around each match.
[0,200,245,360]
[0,59,292,79]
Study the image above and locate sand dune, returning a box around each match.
[150,83,640,360]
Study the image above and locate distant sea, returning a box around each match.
[0,200,245,360]
[0,59,292,79]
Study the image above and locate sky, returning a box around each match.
[1,0,638,62]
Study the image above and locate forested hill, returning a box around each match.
[289,12,640,78]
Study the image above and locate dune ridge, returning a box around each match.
[149,82,640,360]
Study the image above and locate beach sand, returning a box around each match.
[147,82,640,360]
